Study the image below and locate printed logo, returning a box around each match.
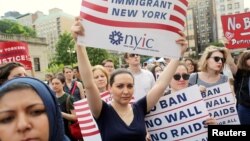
[109,30,155,51]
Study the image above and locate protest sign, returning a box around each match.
[78,0,188,58]
[145,85,209,141]
[221,12,250,49]
[0,41,32,70]
[201,82,240,125]
[74,91,112,141]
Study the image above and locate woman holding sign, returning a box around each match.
[71,17,187,141]
[188,46,228,90]
[168,63,217,125]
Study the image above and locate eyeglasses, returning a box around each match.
[173,73,190,81]
[210,56,226,63]
[128,54,139,57]
[104,65,114,68]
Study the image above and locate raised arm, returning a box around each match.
[71,17,102,118]
[146,32,187,112]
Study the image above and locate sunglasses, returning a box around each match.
[173,73,190,81]
[128,54,139,57]
[210,56,226,63]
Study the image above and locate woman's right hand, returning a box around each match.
[71,17,84,41]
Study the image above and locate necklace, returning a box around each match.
[112,104,132,117]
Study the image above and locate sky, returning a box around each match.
[0,0,250,17]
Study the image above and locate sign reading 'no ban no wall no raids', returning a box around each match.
[78,0,188,58]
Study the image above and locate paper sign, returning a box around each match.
[221,12,250,49]
[78,0,188,58]
[145,85,209,141]
[201,82,240,125]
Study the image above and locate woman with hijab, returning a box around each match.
[0,77,69,141]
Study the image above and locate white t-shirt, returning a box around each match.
[132,69,155,101]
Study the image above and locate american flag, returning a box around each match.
[73,91,111,140]
[80,0,188,34]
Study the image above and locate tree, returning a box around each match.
[86,47,109,66]
[0,19,36,37]
[53,32,76,66]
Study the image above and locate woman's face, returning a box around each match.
[110,73,134,105]
[7,67,27,80]
[64,68,73,80]
[0,89,49,141]
[185,60,194,73]
[170,65,189,92]
[207,51,225,72]
[52,78,64,93]
[93,69,108,91]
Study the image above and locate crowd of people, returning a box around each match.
[0,17,249,141]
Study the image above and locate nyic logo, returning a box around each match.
[109,31,154,50]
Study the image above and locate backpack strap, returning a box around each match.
[70,81,77,95]
[195,72,198,84]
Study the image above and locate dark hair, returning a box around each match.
[109,68,134,86]
[73,66,79,72]
[63,66,73,73]
[237,51,250,71]
[150,65,163,80]
[102,59,114,66]
[184,58,198,73]
[0,62,24,85]
[52,73,65,84]
[0,83,33,99]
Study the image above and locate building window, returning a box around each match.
[234,2,239,9]
[220,5,225,11]
[228,4,232,10]
[34,58,41,71]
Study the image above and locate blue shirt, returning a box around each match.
[96,96,147,141]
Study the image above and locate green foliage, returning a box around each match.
[209,42,224,47]
[53,32,76,66]
[86,47,109,66]
[0,19,36,37]
[107,53,120,68]
[46,64,64,75]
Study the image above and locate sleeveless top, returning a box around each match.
[63,80,81,101]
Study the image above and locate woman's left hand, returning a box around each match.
[176,31,188,56]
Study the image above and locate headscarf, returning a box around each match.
[0,77,69,141]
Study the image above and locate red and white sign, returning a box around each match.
[78,0,188,58]
[0,41,32,70]
[73,91,112,141]
[221,12,250,49]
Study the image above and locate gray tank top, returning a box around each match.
[188,72,228,88]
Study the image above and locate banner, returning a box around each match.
[0,41,32,70]
[78,0,188,58]
[201,82,240,125]
[145,85,209,141]
[221,12,250,49]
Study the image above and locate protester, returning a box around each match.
[227,50,250,124]
[92,65,109,93]
[71,17,187,141]
[124,53,155,101]
[0,62,27,85]
[51,74,78,140]
[102,59,115,76]
[188,46,228,90]
[150,65,163,81]
[73,66,83,84]
[45,73,53,89]
[63,66,85,101]
[168,63,217,125]
[184,58,198,73]
[0,77,69,141]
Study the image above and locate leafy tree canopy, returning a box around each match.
[0,19,36,37]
